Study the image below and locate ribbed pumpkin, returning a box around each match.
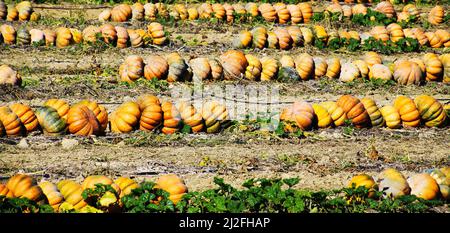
[0,184,14,198]
[440,54,450,83]
[16,1,32,21]
[280,55,295,68]
[313,58,328,79]
[161,101,181,134]
[258,3,276,22]
[6,5,18,21]
[251,27,267,49]
[100,24,116,44]
[187,7,198,20]
[111,4,132,22]
[386,23,404,43]
[190,57,211,82]
[0,64,21,86]
[155,174,187,204]
[198,3,212,19]
[408,174,440,200]
[414,95,447,127]
[119,55,144,83]
[209,59,223,81]
[300,27,313,45]
[35,106,67,136]
[43,29,56,46]
[402,4,419,17]
[211,3,225,20]
[427,168,450,200]
[423,53,443,82]
[115,177,139,197]
[425,32,442,48]
[9,103,38,133]
[115,26,129,48]
[435,30,450,48]
[286,26,303,47]
[39,181,64,211]
[55,27,72,48]
[280,101,315,131]
[320,101,347,127]
[6,174,45,202]
[244,54,262,81]
[374,1,395,18]
[266,31,278,49]
[260,57,278,81]
[148,22,167,45]
[82,175,120,194]
[274,3,290,24]
[363,52,382,68]
[428,5,444,25]
[0,24,16,45]
[348,174,378,198]
[410,28,428,46]
[298,3,312,23]
[393,60,423,85]
[68,100,108,136]
[0,106,23,136]
[137,95,162,132]
[16,27,30,45]
[44,99,70,120]
[110,101,141,134]
[352,4,367,15]
[57,180,87,210]
[131,3,144,21]
[0,2,6,20]
[273,28,292,50]
[220,50,248,80]
[361,97,384,127]
[337,95,370,128]
[369,64,392,81]
[294,53,314,80]
[312,104,333,128]
[201,101,229,133]
[222,3,234,23]
[370,26,389,42]
[128,29,143,48]
[287,4,302,24]
[144,3,157,21]
[176,101,204,133]
[167,52,189,82]
[378,168,411,198]
[70,28,82,44]
[379,105,401,129]
[393,96,420,128]
[144,55,168,80]
[98,9,111,22]
[325,58,341,79]
[233,30,252,49]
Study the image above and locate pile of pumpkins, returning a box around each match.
[119,50,450,85]
[0,173,187,212]
[0,1,39,22]
[0,94,448,139]
[98,1,446,26]
[0,22,167,48]
[348,167,449,201]
[234,24,450,50]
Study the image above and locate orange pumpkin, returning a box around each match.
[155,174,187,204]
[55,27,72,48]
[393,96,420,128]
[428,5,444,25]
[115,26,129,48]
[423,53,443,82]
[0,64,21,86]
[363,52,382,68]
[274,28,292,50]
[286,26,303,47]
[0,24,16,45]
[9,103,38,133]
[408,174,440,200]
[147,22,167,45]
[119,55,144,83]
[100,24,117,44]
[6,174,45,202]
[370,26,390,42]
[137,95,162,132]
[274,3,290,24]
[111,4,132,22]
[0,183,14,198]
[425,32,443,48]
[287,4,302,24]
[294,53,314,80]
[209,59,223,81]
[435,30,450,48]
[386,23,404,43]
[352,4,367,15]
[0,106,23,136]
[233,30,252,49]
[393,60,423,85]
[374,1,395,18]
[298,3,312,23]
[258,3,276,22]
[82,175,120,194]
[219,50,248,80]
[313,58,328,79]
[325,58,341,79]
[144,55,168,80]
[161,101,181,134]
[280,101,315,131]
[110,101,141,134]
[201,101,229,133]
[336,95,370,128]
[176,101,204,133]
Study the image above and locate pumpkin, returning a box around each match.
[0,24,16,45]
[414,95,447,127]
[378,168,411,198]
[187,7,198,20]
[73,100,108,131]
[16,1,32,21]
[9,103,38,133]
[173,4,188,21]
[198,3,213,19]
[0,184,14,198]
[44,99,70,120]
[402,4,419,17]
[286,26,303,47]
[0,106,23,136]
[312,104,333,128]
[266,31,279,49]
[55,27,72,48]
[82,175,120,194]
[386,23,404,43]
[337,95,370,128]
[119,55,144,83]
[43,29,56,46]
[57,180,87,210]
[16,27,30,45]
[300,27,313,45]
[423,53,443,82]
[320,102,346,127]
[115,177,139,197]
[0,2,6,20]
[258,3,276,22]
[209,59,223,81]
[110,101,141,134]
[98,9,111,22]
[70,28,82,44]
[35,106,67,136]
[396,12,410,22]
[280,55,295,68]
[313,58,328,79]
[361,97,384,127]
[232,3,246,15]
[148,22,167,45]
[222,3,234,23]
[127,29,143,48]
[252,27,267,49]
[370,26,389,42]
[155,174,187,204]
[407,174,440,200]
[287,4,302,24]
[440,54,450,83]
[167,52,189,82]
[100,24,116,44]
[6,174,45,202]
[131,3,144,21]
[428,5,444,25]
[411,28,428,46]
[348,174,377,198]
[340,62,361,82]
[274,3,290,24]
[115,26,128,48]
[245,3,258,18]
[137,95,162,132]
[411,58,426,74]
[220,50,248,80]
[393,60,423,85]
[374,1,395,18]
[6,5,18,21]
[298,3,312,23]
[30,29,44,44]
[111,4,132,22]
[244,54,262,81]
[363,52,382,68]
[161,101,181,134]
[233,30,252,49]
[190,57,211,82]
[326,3,343,16]
[211,3,225,20]
[352,60,369,79]
[352,4,367,15]
[342,5,352,18]
[379,105,401,129]
[67,105,101,136]
[294,53,314,80]
[273,28,292,50]
[144,3,157,21]
[176,101,204,133]
[280,101,315,131]
[0,64,21,86]
[313,25,328,43]
[369,64,392,81]
[155,3,168,19]
[393,96,420,128]
[201,101,229,133]
[39,181,64,211]
[427,169,450,200]
[434,30,449,48]
[144,55,168,80]
[325,58,341,79]
[260,57,278,81]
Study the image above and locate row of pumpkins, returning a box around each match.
[0,1,39,22]
[0,173,187,212]
[348,167,449,201]
[0,22,167,48]
[118,50,450,85]
[0,94,448,139]
[98,1,446,26]
[234,24,450,50]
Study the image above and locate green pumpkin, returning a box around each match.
[35,106,67,136]
[16,27,30,45]
[277,67,300,82]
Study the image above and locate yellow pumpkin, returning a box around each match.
[298,3,312,23]
[82,175,120,194]
[6,5,18,21]
[379,105,401,129]
[201,101,229,133]
[294,53,314,80]
[147,22,167,45]
[364,52,382,68]
[287,4,302,24]
[245,3,259,18]
[110,101,141,134]
[425,32,443,48]
[361,97,385,127]
[313,58,328,79]
[402,4,419,16]
[115,177,139,198]
[300,27,313,45]
[369,64,392,81]
[428,5,444,25]
[423,53,443,82]
[414,95,447,127]
[260,57,278,81]
[386,23,404,43]
[378,168,411,198]
[435,30,450,48]
[187,7,198,20]
[266,31,279,49]
[57,180,87,210]
[325,58,341,79]
[280,55,295,68]
[320,101,347,127]
[313,25,328,43]
[408,174,440,200]
[244,54,262,81]
[211,3,226,20]
[16,1,32,21]
[312,104,333,128]
[0,106,23,136]
[9,103,38,133]
[352,60,369,79]
[176,101,204,133]
[0,24,16,45]
[393,96,420,128]
[55,27,73,48]
[39,181,64,211]
[111,4,132,22]
[233,30,252,49]
[274,3,290,24]
[258,3,276,22]
[348,174,377,198]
